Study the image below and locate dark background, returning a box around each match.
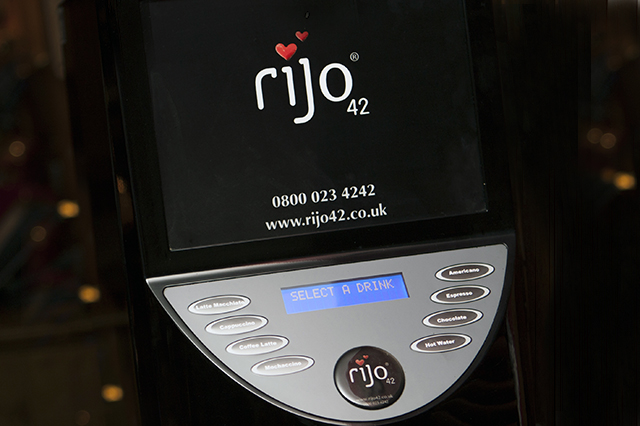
[0,0,638,425]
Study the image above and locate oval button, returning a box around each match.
[410,334,471,353]
[188,295,250,315]
[423,309,483,328]
[430,285,490,304]
[226,336,288,356]
[435,263,494,281]
[206,315,268,335]
[251,356,314,376]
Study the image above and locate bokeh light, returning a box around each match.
[101,384,124,402]
[78,285,101,304]
[57,200,80,218]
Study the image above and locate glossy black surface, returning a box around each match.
[104,0,513,279]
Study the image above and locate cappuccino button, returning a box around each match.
[205,315,268,335]
[334,346,405,410]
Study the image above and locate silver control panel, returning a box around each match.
[150,244,509,423]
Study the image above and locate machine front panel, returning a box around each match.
[159,244,508,423]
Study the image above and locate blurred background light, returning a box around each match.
[600,132,617,149]
[101,384,124,402]
[78,285,101,304]
[30,225,47,242]
[613,172,636,190]
[586,127,603,144]
[9,140,26,157]
[57,199,80,218]
[75,410,91,426]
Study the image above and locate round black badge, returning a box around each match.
[334,346,405,410]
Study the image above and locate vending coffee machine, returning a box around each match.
[74,0,517,424]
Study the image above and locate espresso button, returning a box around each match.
[435,263,494,281]
[430,285,490,304]
[423,309,483,328]
[188,295,250,314]
[334,346,405,410]
[410,334,471,353]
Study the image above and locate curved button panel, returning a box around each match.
[188,295,250,315]
[226,336,288,356]
[205,315,268,335]
[410,334,471,353]
[435,263,494,281]
[251,356,314,376]
[430,285,490,304]
[423,309,483,328]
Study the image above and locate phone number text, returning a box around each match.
[272,184,376,209]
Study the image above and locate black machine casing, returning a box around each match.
[66,0,520,424]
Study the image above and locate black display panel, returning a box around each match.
[141,0,486,251]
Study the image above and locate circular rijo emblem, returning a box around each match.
[334,346,405,410]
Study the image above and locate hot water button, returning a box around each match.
[410,334,471,353]
[334,346,405,410]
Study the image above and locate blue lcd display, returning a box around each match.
[281,273,409,314]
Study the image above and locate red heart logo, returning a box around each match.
[275,43,297,60]
[355,359,365,366]
[363,355,369,359]
[295,31,309,42]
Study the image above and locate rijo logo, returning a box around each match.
[254,31,369,124]
[349,355,392,388]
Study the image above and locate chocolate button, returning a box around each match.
[423,309,483,328]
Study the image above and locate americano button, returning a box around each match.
[435,263,494,281]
